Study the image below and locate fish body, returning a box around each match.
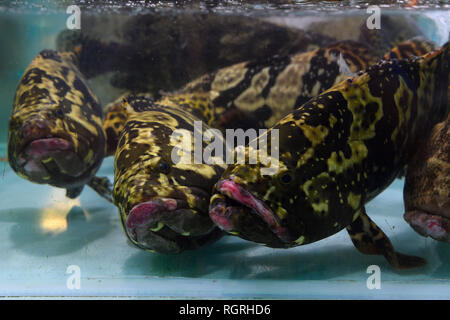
[383,37,437,60]
[110,40,378,253]
[209,43,449,268]
[56,13,334,97]
[182,40,378,130]
[113,94,227,253]
[105,40,378,141]
[7,50,111,200]
[403,114,450,242]
[103,93,134,157]
[182,38,436,131]
[8,33,433,202]
[108,38,438,254]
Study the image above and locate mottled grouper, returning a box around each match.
[108,39,436,254]
[209,43,449,269]
[182,39,435,131]
[7,50,112,201]
[5,37,432,205]
[113,94,227,253]
[108,40,377,254]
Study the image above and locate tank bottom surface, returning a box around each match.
[0,143,449,299]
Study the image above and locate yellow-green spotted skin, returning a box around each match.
[104,40,378,144]
[109,39,437,254]
[181,39,435,132]
[111,40,376,254]
[7,50,108,199]
[103,93,133,157]
[210,43,449,268]
[113,94,226,253]
[182,40,379,130]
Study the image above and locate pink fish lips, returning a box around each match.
[209,178,292,243]
[18,137,84,181]
[404,210,450,243]
[125,197,217,245]
[126,198,180,238]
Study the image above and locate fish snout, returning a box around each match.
[209,178,296,247]
[9,117,87,186]
[125,197,218,253]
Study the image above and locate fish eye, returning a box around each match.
[158,161,170,174]
[280,172,292,184]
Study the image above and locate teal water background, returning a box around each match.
[0,5,449,298]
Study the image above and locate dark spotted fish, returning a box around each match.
[110,42,376,253]
[104,40,378,141]
[182,40,378,130]
[181,39,436,131]
[110,41,376,254]
[108,38,437,253]
[100,38,434,150]
[209,43,449,269]
[102,93,134,157]
[56,13,334,96]
[403,113,450,242]
[7,50,112,201]
[113,94,227,253]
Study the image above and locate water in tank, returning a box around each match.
[0,0,449,299]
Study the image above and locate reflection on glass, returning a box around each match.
[39,189,80,234]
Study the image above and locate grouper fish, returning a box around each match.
[209,42,449,269]
[110,39,437,254]
[7,50,112,201]
[113,94,227,253]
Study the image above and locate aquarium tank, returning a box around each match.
[0,0,449,299]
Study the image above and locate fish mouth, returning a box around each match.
[209,177,293,245]
[17,137,86,185]
[10,117,89,187]
[125,194,220,254]
[404,210,450,243]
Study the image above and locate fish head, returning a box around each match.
[113,97,225,253]
[209,111,359,248]
[209,157,307,248]
[7,50,106,192]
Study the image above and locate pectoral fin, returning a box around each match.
[346,207,426,269]
[87,176,113,203]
